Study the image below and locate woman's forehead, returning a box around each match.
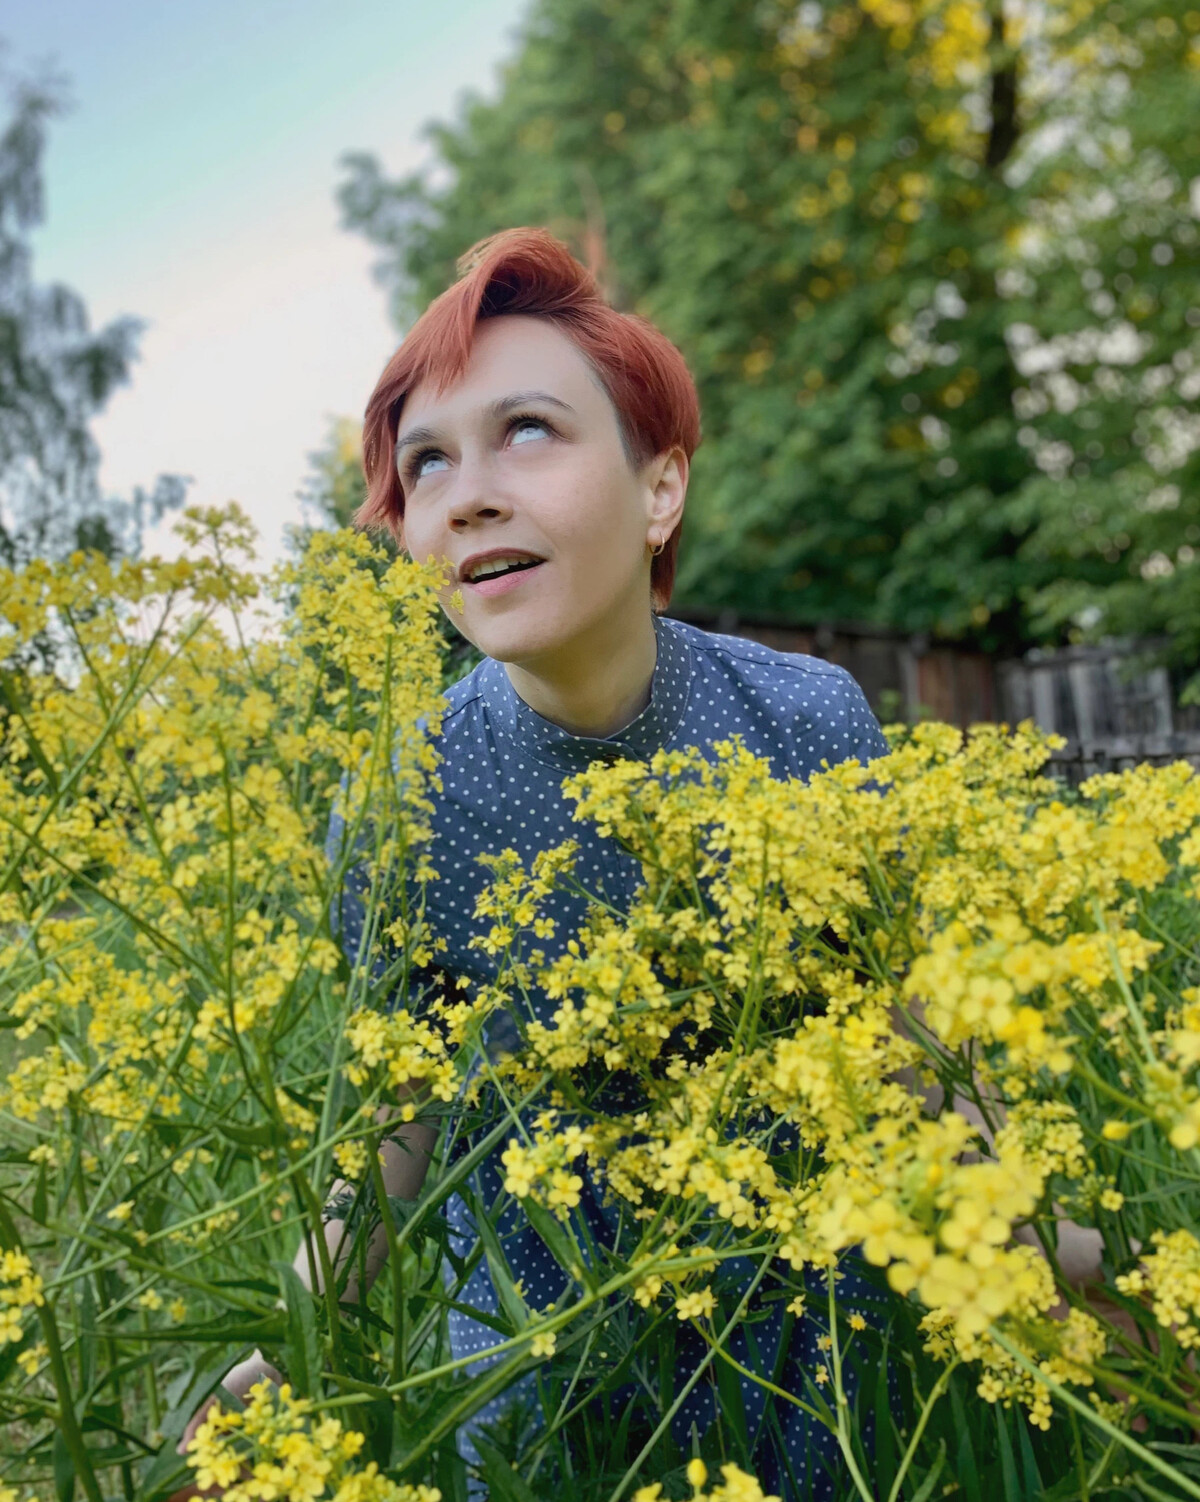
[402,314,610,427]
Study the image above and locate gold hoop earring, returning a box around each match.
[650,535,667,557]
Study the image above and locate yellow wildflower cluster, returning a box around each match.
[0,1251,44,1345]
[993,1101,1087,1181]
[501,1112,594,1220]
[921,1244,1106,1428]
[1,508,449,1269]
[185,1379,440,1502]
[1116,1229,1200,1350]
[343,1007,457,1110]
[476,723,1200,1425]
[634,1458,780,1502]
[9,510,1200,1484]
[333,1138,372,1181]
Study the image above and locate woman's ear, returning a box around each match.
[646,446,688,543]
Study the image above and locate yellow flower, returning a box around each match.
[675,1287,716,1321]
[530,1331,557,1358]
[334,1139,371,1181]
[17,1341,47,1376]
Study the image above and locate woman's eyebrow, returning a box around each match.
[395,390,575,455]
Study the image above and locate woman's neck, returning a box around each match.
[503,610,659,739]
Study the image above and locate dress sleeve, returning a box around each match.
[791,661,890,776]
[834,664,891,766]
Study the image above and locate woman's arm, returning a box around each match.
[174,1085,437,1467]
[890,999,1104,1290]
[297,1095,438,1301]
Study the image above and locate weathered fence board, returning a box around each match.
[668,607,1200,781]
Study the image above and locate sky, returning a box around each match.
[5,0,530,563]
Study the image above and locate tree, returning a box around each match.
[0,53,187,567]
[336,0,1197,671]
[288,414,373,554]
[998,2,1200,696]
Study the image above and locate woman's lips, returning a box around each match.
[463,561,546,598]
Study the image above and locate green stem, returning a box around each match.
[606,1250,776,1502]
[38,1295,105,1502]
[366,1124,409,1387]
[140,1306,162,1430]
[827,1271,875,1502]
[991,1331,1200,1501]
[886,1359,959,1502]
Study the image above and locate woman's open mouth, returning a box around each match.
[461,556,546,597]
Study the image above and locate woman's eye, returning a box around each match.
[510,418,548,446]
[412,451,448,481]
[406,417,548,482]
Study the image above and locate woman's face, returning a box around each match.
[395,314,685,667]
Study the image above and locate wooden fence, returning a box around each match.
[996,643,1200,783]
[668,607,1200,781]
[668,608,997,726]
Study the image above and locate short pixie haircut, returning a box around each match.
[358,226,701,611]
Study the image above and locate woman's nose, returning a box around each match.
[445,452,513,530]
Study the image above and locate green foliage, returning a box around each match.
[336,0,1199,676]
[1004,2,1200,696]
[293,416,373,540]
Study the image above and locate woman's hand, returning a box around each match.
[167,1349,283,1501]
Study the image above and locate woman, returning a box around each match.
[179,227,893,1495]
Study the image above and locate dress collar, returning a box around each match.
[482,613,694,770]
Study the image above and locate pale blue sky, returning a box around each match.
[5,0,531,559]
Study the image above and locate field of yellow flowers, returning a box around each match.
[3,506,1200,1502]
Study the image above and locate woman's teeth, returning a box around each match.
[467,557,539,581]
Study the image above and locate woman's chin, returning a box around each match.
[475,619,577,668]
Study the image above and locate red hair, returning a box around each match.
[358,226,701,611]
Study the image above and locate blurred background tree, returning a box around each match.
[1002,3,1200,696]
[335,0,1199,688]
[0,53,188,567]
[290,413,373,541]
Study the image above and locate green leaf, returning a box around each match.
[140,1428,212,1502]
[471,1435,540,1502]
[275,1261,322,1397]
[473,1212,530,1336]
[907,1440,948,1502]
[31,1162,48,1225]
[52,1428,74,1502]
[1015,1407,1044,1496]
[78,1279,97,1396]
[872,1328,899,1480]
[950,1378,982,1502]
[996,1406,1019,1502]
[434,1437,470,1502]
[520,1197,595,1292]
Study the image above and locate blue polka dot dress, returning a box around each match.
[328,613,894,1496]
